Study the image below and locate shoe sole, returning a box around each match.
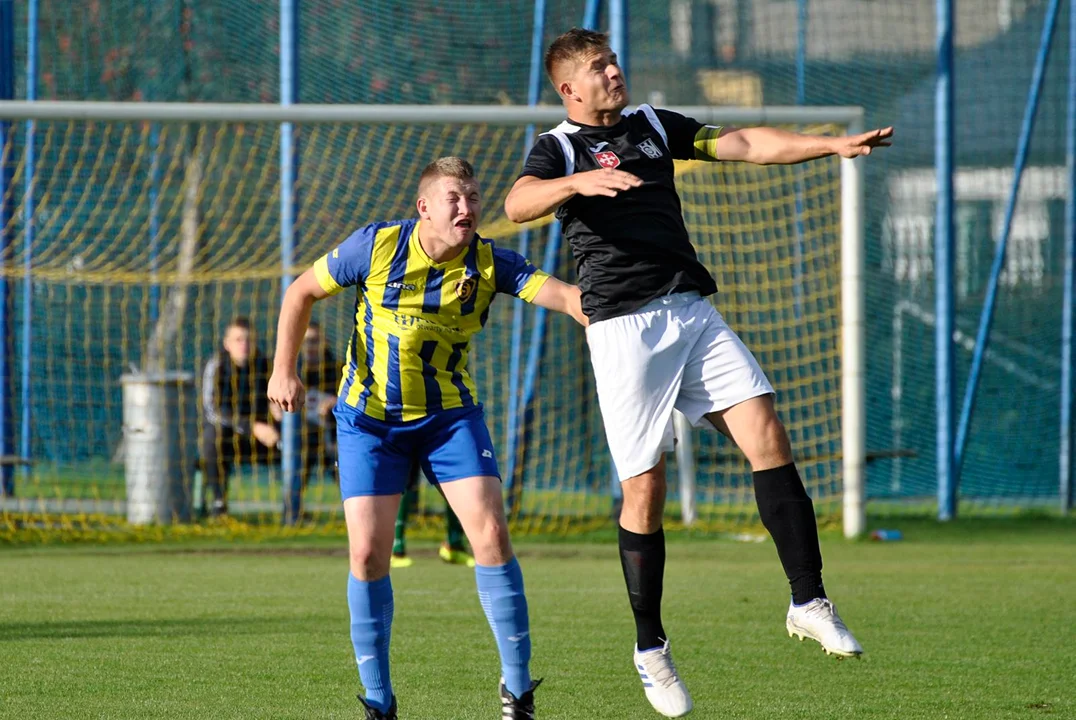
[786,623,863,659]
[640,690,693,719]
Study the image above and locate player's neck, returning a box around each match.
[567,107,622,128]
[417,221,467,264]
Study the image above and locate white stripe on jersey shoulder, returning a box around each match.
[540,121,578,177]
[627,104,668,150]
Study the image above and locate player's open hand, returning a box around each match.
[268,371,306,413]
[573,167,644,198]
[835,126,893,158]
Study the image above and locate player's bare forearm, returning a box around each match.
[505,175,577,223]
[717,127,838,165]
[716,125,893,165]
[274,295,313,374]
[531,278,588,327]
[273,269,325,373]
[270,269,330,413]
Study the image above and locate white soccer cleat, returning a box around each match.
[786,598,864,658]
[633,640,694,717]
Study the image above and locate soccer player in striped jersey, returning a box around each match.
[506,28,891,718]
[268,157,584,720]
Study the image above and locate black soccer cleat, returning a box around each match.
[500,678,542,719]
[357,695,397,720]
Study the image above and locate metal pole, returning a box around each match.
[149,129,160,323]
[1060,0,1076,515]
[841,116,866,539]
[146,0,160,324]
[280,0,302,525]
[610,0,627,79]
[0,0,14,496]
[792,0,808,320]
[504,0,548,515]
[0,102,867,125]
[583,0,601,28]
[796,0,808,104]
[935,0,956,521]
[19,0,37,480]
[673,411,696,525]
[954,0,1061,478]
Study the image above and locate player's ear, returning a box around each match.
[416,196,428,219]
[558,79,575,101]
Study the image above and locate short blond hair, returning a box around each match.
[417,156,476,198]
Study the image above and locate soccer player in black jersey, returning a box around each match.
[505,28,892,718]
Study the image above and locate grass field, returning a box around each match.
[2,518,1074,719]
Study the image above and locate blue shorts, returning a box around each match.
[334,404,501,499]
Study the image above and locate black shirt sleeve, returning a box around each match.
[519,133,568,180]
[655,109,705,161]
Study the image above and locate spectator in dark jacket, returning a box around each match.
[200,316,277,517]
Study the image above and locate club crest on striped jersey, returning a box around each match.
[593,149,621,168]
[455,275,478,302]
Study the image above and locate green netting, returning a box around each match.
[3,0,1071,529]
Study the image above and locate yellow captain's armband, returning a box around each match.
[693,125,724,162]
[313,256,343,295]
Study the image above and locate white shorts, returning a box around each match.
[586,292,774,481]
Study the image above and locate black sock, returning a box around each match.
[619,526,667,651]
[753,463,826,605]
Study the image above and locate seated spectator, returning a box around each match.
[199,316,277,517]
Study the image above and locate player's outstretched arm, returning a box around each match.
[710,125,893,165]
[505,169,643,223]
[530,278,588,327]
[268,268,330,413]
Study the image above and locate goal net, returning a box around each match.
[0,102,864,541]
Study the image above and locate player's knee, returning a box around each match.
[621,491,663,528]
[620,471,666,534]
[349,542,389,581]
[468,516,512,565]
[743,412,793,470]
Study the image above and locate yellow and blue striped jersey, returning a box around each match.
[313,218,550,422]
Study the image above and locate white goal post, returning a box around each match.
[0,101,866,537]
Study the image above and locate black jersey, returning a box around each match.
[519,104,718,322]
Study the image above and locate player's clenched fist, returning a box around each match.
[267,371,306,413]
[571,167,643,198]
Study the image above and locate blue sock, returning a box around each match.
[348,573,394,712]
[475,556,532,698]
